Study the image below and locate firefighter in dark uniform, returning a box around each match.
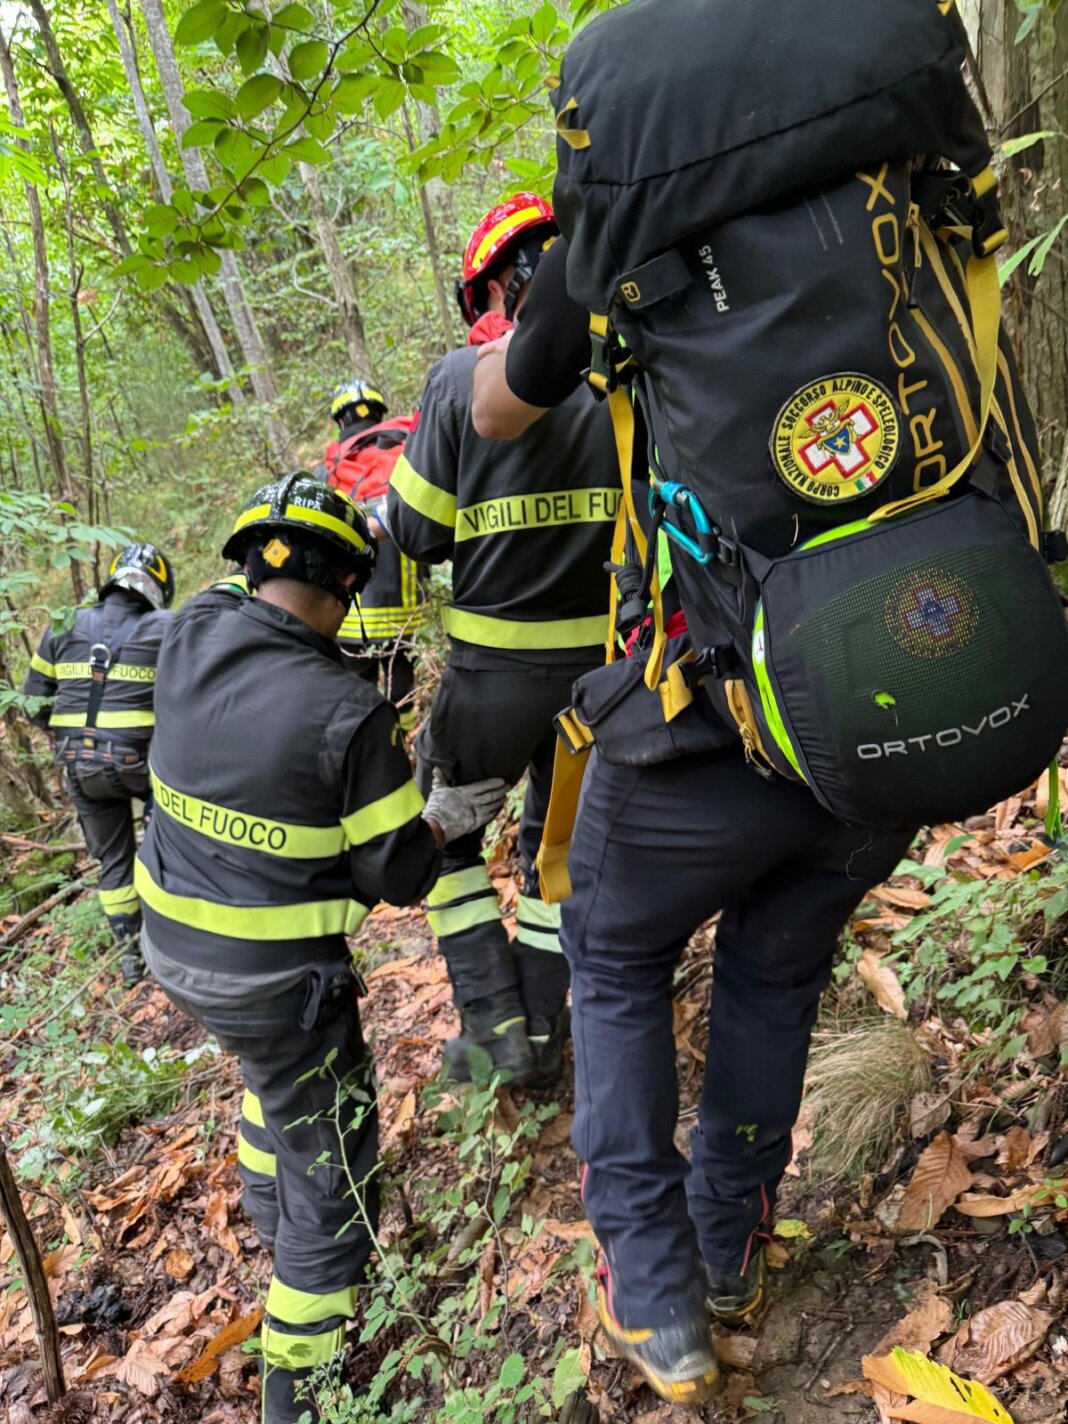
[471,237,912,1402]
[136,475,505,1424]
[23,543,174,984]
[387,194,619,1088]
[324,377,426,732]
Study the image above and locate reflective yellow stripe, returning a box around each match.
[262,1321,344,1370]
[151,770,347,860]
[242,1088,265,1128]
[30,652,56,678]
[455,487,620,543]
[237,1131,276,1177]
[995,349,1043,532]
[49,710,155,728]
[341,779,424,846]
[472,205,546,267]
[50,662,156,683]
[442,607,605,650]
[284,503,368,553]
[98,883,140,915]
[134,861,369,941]
[233,502,271,530]
[516,893,561,929]
[427,896,501,938]
[427,865,494,907]
[390,454,457,529]
[266,1278,358,1326]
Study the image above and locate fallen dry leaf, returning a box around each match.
[863,1347,1015,1424]
[164,1247,195,1282]
[870,885,932,911]
[911,1093,952,1139]
[110,1340,171,1399]
[857,950,908,1020]
[714,1334,757,1368]
[895,1133,972,1234]
[996,1127,1032,1174]
[954,1184,1047,1217]
[874,1280,953,1356]
[175,1306,264,1384]
[938,1299,1053,1385]
[765,1240,790,1269]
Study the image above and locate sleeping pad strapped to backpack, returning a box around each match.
[549,0,1068,832]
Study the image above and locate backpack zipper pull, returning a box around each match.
[906,201,923,307]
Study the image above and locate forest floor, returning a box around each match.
[1,791,1067,1424]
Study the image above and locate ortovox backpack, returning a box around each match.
[549,0,1068,832]
[325,415,417,506]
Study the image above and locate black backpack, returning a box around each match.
[549,0,1068,832]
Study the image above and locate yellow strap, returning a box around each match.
[555,96,590,151]
[535,737,589,904]
[870,250,1001,524]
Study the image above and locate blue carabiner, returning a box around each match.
[649,480,717,566]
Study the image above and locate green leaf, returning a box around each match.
[333,73,376,113]
[272,3,315,31]
[773,1218,811,1240]
[135,263,169,292]
[239,176,271,205]
[284,135,329,163]
[235,73,283,117]
[236,23,269,75]
[373,76,405,120]
[183,88,234,121]
[1000,129,1056,159]
[303,105,336,141]
[182,118,225,148]
[551,1348,588,1410]
[288,38,329,81]
[174,0,227,46]
[499,1355,524,1391]
[114,253,150,277]
[1028,212,1068,278]
[143,203,179,238]
[530,1,559,44]
[257,152,292,185]
[998,231,1046,285]
[743,1397,782,1414]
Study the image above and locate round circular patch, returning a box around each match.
[885,567,979,660]
[769,374,901,504]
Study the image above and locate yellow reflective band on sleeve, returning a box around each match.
[30,652,56,678]
[97,883,141,916]
[49,710,156,729]
[455,487,621,543]
[284,503,368,554]
[237,1131,276,1178]
[242,1088,266,1128]
[150,770,347,860]
[427,865,494,907]
[341,778,425,846]
[266,1277,358,1327]
[51,662,156,683]
[442,607,605,651]
[262,1321,344,1370]
[427,896,501,939]
[390,455,457,529]
[134,861,369,941]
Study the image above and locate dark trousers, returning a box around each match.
[162,963,377,1372]
[346,645,417,729]
[563,748,913,1326]
[415,653,594,1019]
[61,748,150,940]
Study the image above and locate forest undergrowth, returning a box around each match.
[1,746,1067,1424]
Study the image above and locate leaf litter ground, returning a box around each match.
[2,789,1067,1424]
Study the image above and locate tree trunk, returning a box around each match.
[103,0,242,400]
[138,0,293,463]
[403,103,457,354]
[0,23,85,603]
[299,161,371,373]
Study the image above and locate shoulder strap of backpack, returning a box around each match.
[870,171,1004,524]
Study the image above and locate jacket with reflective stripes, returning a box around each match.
[136,590,440,973]
[386,345,618,659]
[328,418,428,647]
[22,591,168,740]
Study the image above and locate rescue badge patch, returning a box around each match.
[770,374,900,504]
[885,568,979,660]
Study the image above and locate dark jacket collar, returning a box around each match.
[238,596,343,663]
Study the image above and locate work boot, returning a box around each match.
[443,990,537,1085]
[705,1244,767,1324]
[525,1007,571,1089]
[596,1261,720,1404]
[260,1357,319,1424]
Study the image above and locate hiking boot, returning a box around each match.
[596,1262,719,1404]
[120,940,145,987]
[705,1244,767,1324]
[260,1357,320,1424]
[443,990,537,1085]
[525,1007,571,1089]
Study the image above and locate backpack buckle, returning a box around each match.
[89,642,112,680]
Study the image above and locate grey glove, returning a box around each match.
[422,768,508,843]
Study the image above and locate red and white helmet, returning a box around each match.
[456,192,557,326]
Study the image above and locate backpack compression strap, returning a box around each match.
[82,603,146,748]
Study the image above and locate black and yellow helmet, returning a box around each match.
[222,473,375,607]
[100,543,175,611]
[330,377,387,426]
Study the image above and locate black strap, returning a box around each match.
[83,603,145,738]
